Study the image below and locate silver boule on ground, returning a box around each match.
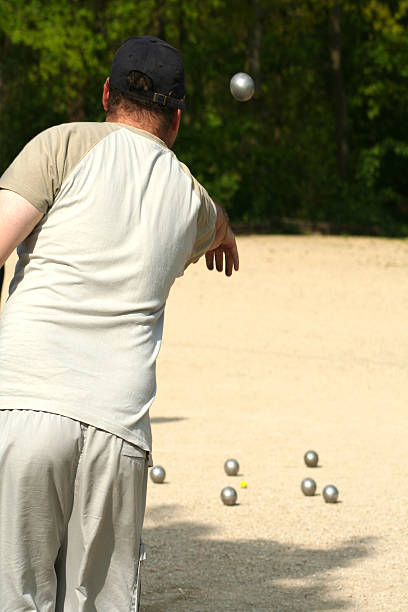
[301,477,317,496]
[224,458,239,476]
[304,450,319,467]
[230,72,255,101]
[150,465,166,483]
[221,486,238,506]
[323,484,339,503]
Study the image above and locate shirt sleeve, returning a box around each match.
[189,181,217,262]
[178,160,217,266]
[0,126,64,213]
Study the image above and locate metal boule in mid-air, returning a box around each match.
[224,458,239,476]
[323,484,339,503]
[301,477,317,496]
[150,465,166,483]
[221,486,238,506]
[304,450,319,467]
[230,72,255,101]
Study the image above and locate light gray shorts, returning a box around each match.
[0,409,148,611]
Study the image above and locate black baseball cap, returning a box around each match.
[109,36,185,110]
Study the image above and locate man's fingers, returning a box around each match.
[205,234,239,276]
[215,247,224,272]
[231,242,239,271]
[224,248,234,276]
[205,250,214,270]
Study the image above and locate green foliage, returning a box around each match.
[0,0,407,235]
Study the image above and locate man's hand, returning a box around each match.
[205,202,239,276]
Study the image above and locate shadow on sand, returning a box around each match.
[141,505,375,611]
[150,417,187,424]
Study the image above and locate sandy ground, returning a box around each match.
[2,235,408,610]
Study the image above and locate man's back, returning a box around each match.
[0,120,215,450]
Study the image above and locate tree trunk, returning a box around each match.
[178,0,187,50]
[67,90,85,122]
[154,0,166,41]
[248,0,262,98]
[329,2,349,181]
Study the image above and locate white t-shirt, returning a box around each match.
[0,122,216,452]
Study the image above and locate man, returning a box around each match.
[0,36,238,611]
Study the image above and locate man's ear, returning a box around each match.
[173,108,181,131]
[171,108,181,136]
[102,77,110,111]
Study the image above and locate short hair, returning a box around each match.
[107,71,175,134]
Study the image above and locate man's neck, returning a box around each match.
[105,113,169,146]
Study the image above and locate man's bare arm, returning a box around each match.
[0,189,44,267]
[204,202,239,276]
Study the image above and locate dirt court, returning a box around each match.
[2,235,408,610]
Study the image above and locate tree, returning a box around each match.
[0,0,407,235]
[329,2,349,181]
